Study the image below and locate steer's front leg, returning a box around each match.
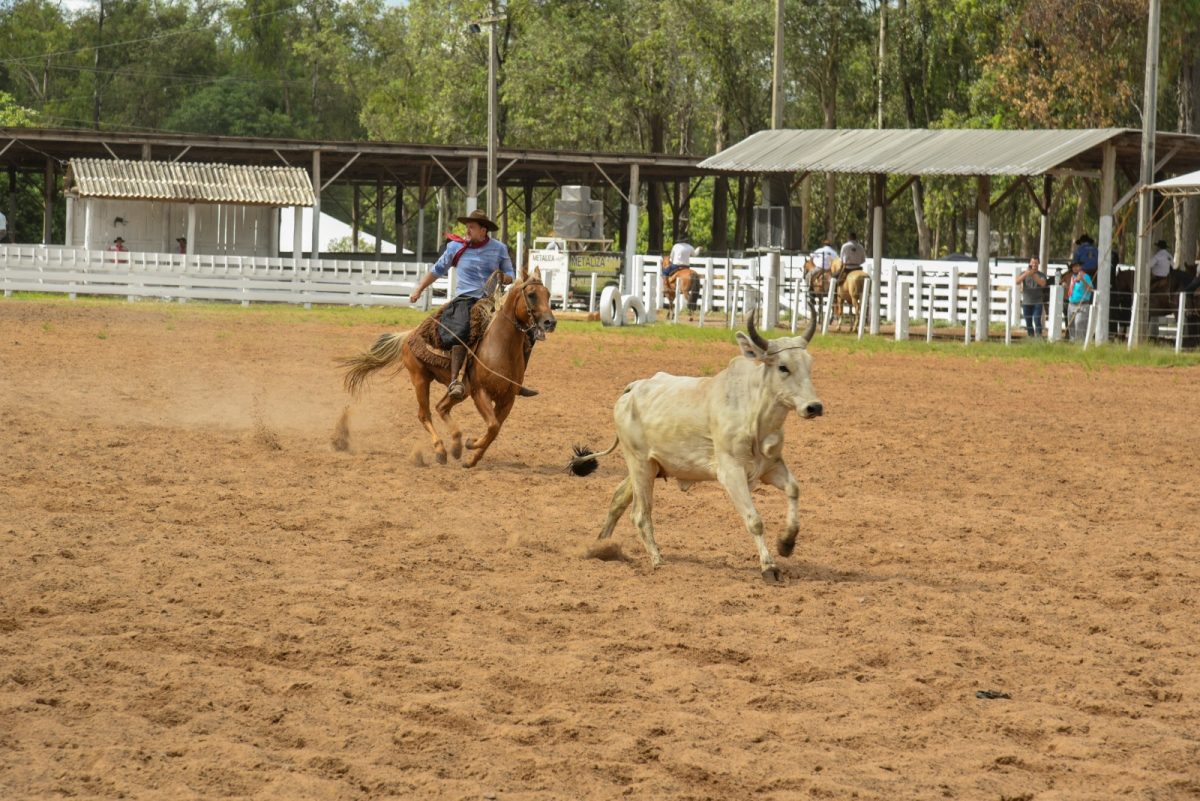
[761,460,800,557]
[716,457,780,583]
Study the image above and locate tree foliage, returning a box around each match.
[0,0,1194,255]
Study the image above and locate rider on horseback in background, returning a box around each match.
[811,239,838,274]
[839,232,867,274]
[408,209,535,400]
[662,238,700,308]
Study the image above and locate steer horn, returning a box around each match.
[802,296,817,343]
[746,308,770,352]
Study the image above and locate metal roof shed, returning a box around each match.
[1148,169,1200,196]
[700,128,1200,343]
[64,158,314,259]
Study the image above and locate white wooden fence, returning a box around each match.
[1,244,429,307]
[620,254,1075,328]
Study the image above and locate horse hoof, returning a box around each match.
[450,440,463,459]
[435,450,447,465]
[777,538,795,558]
[464,437,475,450]
[762,566,783,584]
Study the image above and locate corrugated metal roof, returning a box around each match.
[67,158,314,206]
[698,128,1130,176]
[1148,169,1200,195]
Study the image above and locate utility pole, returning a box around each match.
[93,0,105,130]
[771,0,784,131]
[470,3,506,219]
[877,0,886,129]
[486,0,501,219]
[1132,0,1161,345]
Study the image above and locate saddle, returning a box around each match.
[408,297,498,373]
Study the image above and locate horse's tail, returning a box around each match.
[567,436,619,477]
[337,331,409,397]
[687,272,702,306]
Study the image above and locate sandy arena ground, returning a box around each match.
[1,298,1199,801]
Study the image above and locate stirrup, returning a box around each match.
[448,380,466,400]
[517,386,539,398]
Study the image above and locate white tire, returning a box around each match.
[621,294,647,326]
[599,284,623,326]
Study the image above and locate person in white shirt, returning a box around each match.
[810,239,838,272]
[839,233,866,270]
[662,240,700,309]
[1150,239,1173,281]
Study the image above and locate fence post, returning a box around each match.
[949,266,960,326]
[1083,304,1096,349]
[894,282,910,341]
[1047,284,1063,343]
[1005,285,1014,345]
[926,284,935,343]
[857,276,871,340]
[1126,293,1139,349]
[964,286,974,344]
[1176,292,1187,354]
[822,275,837,334]
[729,278,740,330]
[589,272,597,313]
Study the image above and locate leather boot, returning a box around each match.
[447,345,468,400]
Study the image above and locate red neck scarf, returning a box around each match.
[446,233,489,267]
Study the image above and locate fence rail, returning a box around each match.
[5,245,1188,346]
[1,245,428,307]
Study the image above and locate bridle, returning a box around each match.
[503,278,547,339]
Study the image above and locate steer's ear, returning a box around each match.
[735,332,776,363]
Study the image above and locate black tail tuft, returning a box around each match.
[567,444,599,476]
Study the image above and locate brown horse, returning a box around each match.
[340,266,557,468]
[830,259,868,329]
[662,257,702,319]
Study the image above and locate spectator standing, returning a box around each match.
[1015,257,1048,338]
[1066,260,1095,341]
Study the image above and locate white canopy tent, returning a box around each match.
[1148,170,1200,196]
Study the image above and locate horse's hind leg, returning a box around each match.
[410,369,448,464]
[462,391,514,468]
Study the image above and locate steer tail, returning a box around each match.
[567,436,619,477]
[337,332,409,397]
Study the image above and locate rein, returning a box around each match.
[435,278,546,393]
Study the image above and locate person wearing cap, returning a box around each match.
[108,236,128,264]
[1066,260,1095,341]
[1072,234,1098,277]
[408,209,518,400]
[176,237,187,254]
[1149,239,1173,284]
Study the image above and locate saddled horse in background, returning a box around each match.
[829,258,868,329]
[802,257,829,324]
[339,265,557,468]
[661,256,703,320]
[1108,265,1197,339]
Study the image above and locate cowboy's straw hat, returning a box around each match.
[456,209,498,232]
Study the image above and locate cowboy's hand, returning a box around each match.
[409,289,422,304]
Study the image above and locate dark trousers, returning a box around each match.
[1021,303,1043,337]
[439,295,479,350]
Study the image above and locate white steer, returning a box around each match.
[569,311,823,582]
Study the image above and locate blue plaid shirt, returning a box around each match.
[431,237,514,299]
